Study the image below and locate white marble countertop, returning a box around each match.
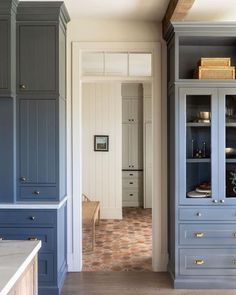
[0,240,41,295]
[0,195,68,209]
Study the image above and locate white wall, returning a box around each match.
[82,82,122,219]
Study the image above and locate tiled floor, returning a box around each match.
[82,207,152,272]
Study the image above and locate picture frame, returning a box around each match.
[94,135,109,152]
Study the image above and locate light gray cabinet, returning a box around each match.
[122,84,143,207]
[122,123,143,170]
[166,22,236,289]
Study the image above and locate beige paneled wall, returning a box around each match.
[82,83,122,219]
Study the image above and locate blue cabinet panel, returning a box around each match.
[19,186,57,201]
[0,227,55,252]
[0,209,56,227]
[0,20,9,90]
[180,248,236,276]
[0,99,14,202]
[179,208,236,221]
[179,224,236,246]
[19,99,57,186]
[18,25,56,93]
[39,253,55,283]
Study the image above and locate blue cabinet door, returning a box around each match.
[18,100,57,191]
[17,25,57,93]
[0,99,14,202]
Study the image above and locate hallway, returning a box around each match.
[82,207,152,271]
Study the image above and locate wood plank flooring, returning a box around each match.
[61,272,236,295]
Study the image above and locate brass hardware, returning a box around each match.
[28,237,38,241]
[20,177,27,182]
[129,174,133,176]
[30,216,36,221]
[0,237,3,241]
[195,232,205,238]
[196,212,202,217]
[195,259,204,265]
[220,199,225,203]
[129,182,133,184]
[232,259,236,265]
[129,194,133,196]
[20,84,26,90]
[212,199,218,203]
[33,191,40,195]
[233,232,236,238]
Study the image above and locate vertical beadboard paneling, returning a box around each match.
[82,82,122,219]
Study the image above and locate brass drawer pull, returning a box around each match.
[28,237,38,241]
[195,232,205,238]
[233,233,236,238]
[129,182,133,184]
[33,191,40,195]
[195,259,204,265]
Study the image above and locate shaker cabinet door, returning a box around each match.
[19,100,57,185]
[0,20,9,92]
[122,124,130,169]
[130,124,143,170]
[18,25,57,93]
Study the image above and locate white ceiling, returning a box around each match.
[185,0,236,21]
[19,0,169,21]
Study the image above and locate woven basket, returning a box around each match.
[198,58,231,67]
[196,66,235,80]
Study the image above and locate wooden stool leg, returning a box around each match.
[92,220,95,251]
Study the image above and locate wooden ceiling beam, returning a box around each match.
[162,0,195,37]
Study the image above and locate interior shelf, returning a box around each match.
[187,123,211,127]
[186,158,211,163]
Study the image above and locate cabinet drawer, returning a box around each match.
[122,171,143,179]
[123,190,141,202]
[39,253,54,283]
[0,227,55,252]
[19,186,57,201]
[179,208,236,221]
[0,210,56,227]
[123,178,142,189]
[180,249,236,276]
[179,224,236,246]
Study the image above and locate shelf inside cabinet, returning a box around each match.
[186,158,211,163]
[226,159,236,163]
[226,123,236,127]
[187,122,211,127]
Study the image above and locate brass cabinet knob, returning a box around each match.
[20,84,27,90]
[220,199,225,203]
[196,212,202,217]
[195,232,205,238]
[30,216,36,221]
[195,259,204,265]
[129,193,133,196]
[212,199,218,203]
[232,259,236,265]
[233,232,236,238]
[28,237,38,241]
[129,182,133,184]
[33,191,40,195]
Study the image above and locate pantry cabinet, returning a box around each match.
[166,22,236,289]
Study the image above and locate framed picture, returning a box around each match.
[94,135,109,152]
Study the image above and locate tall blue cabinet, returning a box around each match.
[0,1,70,295]
[166,22,236,289]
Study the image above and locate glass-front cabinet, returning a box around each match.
[181,88,223,205]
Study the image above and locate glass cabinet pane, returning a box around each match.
[225,95,236,198]
[186,95,212,199]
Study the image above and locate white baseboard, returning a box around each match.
[152,252,169,272]
[122,201,143,207]
[101,207,122,219]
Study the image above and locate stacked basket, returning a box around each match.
[195,58,235,79]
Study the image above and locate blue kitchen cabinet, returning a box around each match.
[165,22,236,288]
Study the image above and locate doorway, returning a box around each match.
[81,82,152,271]
[69,41,168,272]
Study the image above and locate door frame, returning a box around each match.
[68,41,168,271]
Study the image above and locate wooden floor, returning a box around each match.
[61,272,236,295]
